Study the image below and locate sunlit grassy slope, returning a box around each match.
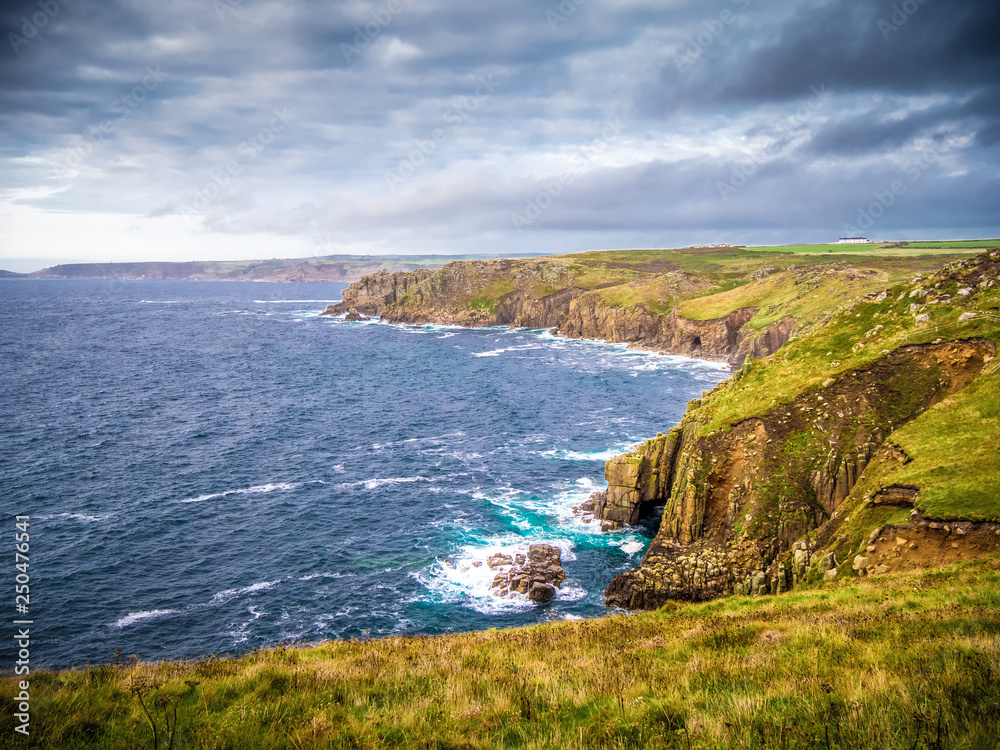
[882,370,1000,522]
[746,241,996,254]
[692,254,1000,439]
[443,245,982,316]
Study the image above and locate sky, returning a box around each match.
[1,0,998,270]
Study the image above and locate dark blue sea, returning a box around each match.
[0,278,728,670]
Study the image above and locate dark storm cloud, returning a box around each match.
[1,0,998,260]
[655,0,1000,106]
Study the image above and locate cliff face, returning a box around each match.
[380,260,582,329]
[323,269,437,316]
[326,259,796,364]
[557,299,796,366]
[322,248,1000,609]
[602,338,996,608]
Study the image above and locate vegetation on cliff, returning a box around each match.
[323,244,1000,610]
[602,250,1000,610]
[324,245,982,365]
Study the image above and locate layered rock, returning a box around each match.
[850,517,1000,578]
[321,268,436,317]
[329,260,796,365]
[557,300,792,366]
[489,544,566,603]
[604,339,996,609]
[589,430,683,530]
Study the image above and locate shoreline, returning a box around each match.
[322,308,737,370]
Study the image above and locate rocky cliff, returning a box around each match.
[602,339,995,607]
[601,249,1000,608]
[323,256,810,365]
[323,268,437,316]
[558,299,796,366]
[322,247,1000,609]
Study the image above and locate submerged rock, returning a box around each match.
[344,306,370,322]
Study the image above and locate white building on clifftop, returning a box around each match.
[837,236,871,244]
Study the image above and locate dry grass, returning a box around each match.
[4,556,999,749]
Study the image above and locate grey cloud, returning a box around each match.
[1,0,998,258]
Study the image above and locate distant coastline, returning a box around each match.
[13,253,557,284]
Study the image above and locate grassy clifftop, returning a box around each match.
[333,245,985,366]
[601,249,1000,611]
[430,245,974,317]
[3,556,998,749]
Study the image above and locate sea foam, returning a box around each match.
[179,482,300,503]
[111,609,178,629]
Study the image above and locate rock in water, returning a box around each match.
[487,553,514,569]
[528,583,556,602]
[487,544,565,602]
[344,306,370,322]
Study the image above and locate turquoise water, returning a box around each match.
[0,278,728,669]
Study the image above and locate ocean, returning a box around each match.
[0,278,728,669]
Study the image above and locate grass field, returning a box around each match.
[4,556,999,750]
[691,252,1000,438]
[885,371,1000,522]
[894,240,1000,249]
[746,243,873,253]
[377,243,994,320]
[747,241,998,255]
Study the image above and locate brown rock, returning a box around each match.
[488,544,566,600]
[487,553,513,569]
[343,306,370,322]
[528,583,556,602]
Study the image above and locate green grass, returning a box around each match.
[884,371,1000,521]
[676,267,891,331]
[383,244,981,324]
[5,556,1000,749]
[691,257,1000,437]
[896,240,1000,249]
[465,279,517,314]
[746,243,874,253]
[746,241,997,255]
[594,274,714,315]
